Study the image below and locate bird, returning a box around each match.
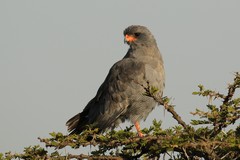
[66,25,165,137]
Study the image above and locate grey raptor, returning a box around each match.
[66,25,165,137]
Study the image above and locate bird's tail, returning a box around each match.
[66,113,81,134]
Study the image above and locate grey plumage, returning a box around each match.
[66,25,165,135]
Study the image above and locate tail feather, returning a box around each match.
[66,113,81,134]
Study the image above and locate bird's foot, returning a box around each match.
[134,121,144,137]
[138,131,144,137]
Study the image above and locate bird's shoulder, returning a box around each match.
[93,58,146,103]
[109,58,146,80]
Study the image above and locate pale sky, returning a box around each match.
[0,1,240,153]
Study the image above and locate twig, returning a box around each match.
[223,72,240,104]
[142,82,190,131]
[182,147,190,160]
[211,72,240,137]
[64,154,123,160]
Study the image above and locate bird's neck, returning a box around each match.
[124,45,160,59]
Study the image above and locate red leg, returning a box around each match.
[134,121,143,137]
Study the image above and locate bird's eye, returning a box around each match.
[134,32,141,37]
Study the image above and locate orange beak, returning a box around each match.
[125,34,137,43]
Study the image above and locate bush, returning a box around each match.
[1,73,239,160]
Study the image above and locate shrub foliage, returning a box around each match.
[1,73,239,160]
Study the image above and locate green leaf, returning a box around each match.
[192,91,200,95]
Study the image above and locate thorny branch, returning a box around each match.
[211,72,240,137]
[143,81,190,131]
[223,72,240,104]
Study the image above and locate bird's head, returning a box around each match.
[123,25,156,47]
